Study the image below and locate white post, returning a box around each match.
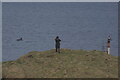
[107,36,111,54]
[108,47,110,54]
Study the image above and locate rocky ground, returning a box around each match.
[2,49,118,78]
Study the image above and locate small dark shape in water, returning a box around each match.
[16,38,23,41]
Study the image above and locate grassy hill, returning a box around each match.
[2,49,118,78]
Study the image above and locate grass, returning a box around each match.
[2,48,118,78]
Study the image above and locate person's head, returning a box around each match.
[56,36,59,39]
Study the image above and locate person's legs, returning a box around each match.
[55,44,58,52]
[56,47,57,52]
[56,44,60,53]
[56,48,57,52]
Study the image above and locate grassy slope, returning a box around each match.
[2,49,118,78]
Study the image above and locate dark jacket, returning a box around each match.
[55,38,61,45]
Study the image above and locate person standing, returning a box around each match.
[55,36,61,53]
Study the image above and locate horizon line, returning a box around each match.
[1,0,120,2]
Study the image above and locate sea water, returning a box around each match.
[2,2,118,61]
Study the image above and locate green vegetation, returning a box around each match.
[2,49,118,78]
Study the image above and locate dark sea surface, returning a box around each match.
[2,2,118,61]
